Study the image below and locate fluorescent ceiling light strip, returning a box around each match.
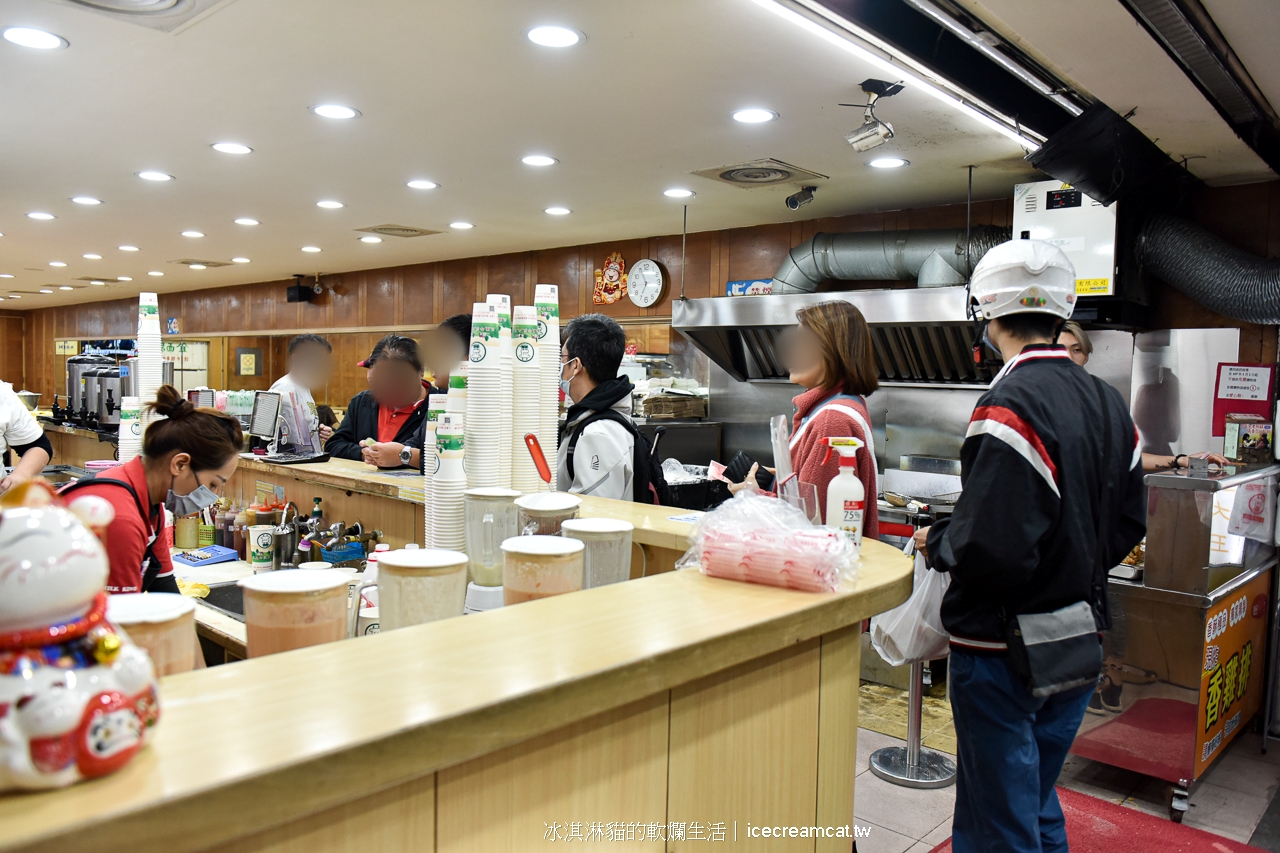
[749,0,1042,149]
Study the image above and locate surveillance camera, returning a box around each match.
[786,186,817,211]
[846,118,894,152]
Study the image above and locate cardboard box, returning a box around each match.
[1224,413,1274,463]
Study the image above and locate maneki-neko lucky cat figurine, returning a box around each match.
[0,481,160,790]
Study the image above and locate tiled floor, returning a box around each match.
[854,681,1280,851]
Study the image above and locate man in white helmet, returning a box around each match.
[917,239,1145,853]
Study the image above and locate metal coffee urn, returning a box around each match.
[120,357,174,400]
[65,355,113,423]
[96,367,123,427]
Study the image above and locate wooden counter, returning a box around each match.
[0,539,912,853]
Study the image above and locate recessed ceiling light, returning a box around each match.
[521,155,557,167]
[234,217,259,226]
[118,276,132,281]
[83,253,101,259]
[0,274,11,279]
[407,180,438,190]
[545,207,571,215]
[526,26,582,47]
[189,264,206,270]
[450,222,473,230]
[58,285,73,291]
[119,245,138,251]
[39,288,53,294]
[211,142,252,154]
[137,171,173,181]
[27,212,54,220]
[231,257,250,263]
[316,200,344,209]
[148,271,163,276]
[181,230,204,237]
[90,280,105,286]
[49,261,66,267]
[71,196,102,205]
[663,188,695,198]
[302,246,321,252]
[732,108,778,123]
[310,104,360,120]
[868,157,910,168]
[359,236,382,243]
[3,27,67,49]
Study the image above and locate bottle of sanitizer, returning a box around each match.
[821,437,866,558]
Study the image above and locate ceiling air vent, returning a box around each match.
[168,259,233,268]
[73,276,128,282]
[57,0,234,32]
[692,158,828,189]
[356,225,442,238]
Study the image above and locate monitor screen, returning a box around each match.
[248,391,282,439]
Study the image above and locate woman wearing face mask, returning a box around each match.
[731,301,880,534]
[60,385,242,594]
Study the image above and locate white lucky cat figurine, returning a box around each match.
[0,481,160,790]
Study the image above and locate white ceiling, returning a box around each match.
[0,0,1043,309]
[1201,0,1280,119]
[957,0,1276,186]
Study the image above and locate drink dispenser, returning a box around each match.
[64,354,112,422]
[96,367,123,427]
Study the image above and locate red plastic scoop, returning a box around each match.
[524,433,553,486]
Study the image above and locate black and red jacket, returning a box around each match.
[925,344,1146,650]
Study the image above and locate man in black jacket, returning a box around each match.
[919,241,1145,853]
[328,335,430,467]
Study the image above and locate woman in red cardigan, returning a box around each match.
[735,301,880,537]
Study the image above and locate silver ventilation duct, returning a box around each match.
[1138,214,1280,325]
[772,226,1010,293]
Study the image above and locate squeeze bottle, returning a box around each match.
[821,437,866,557]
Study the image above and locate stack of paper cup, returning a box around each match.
[422,394,447,547]
[535,284,561,462]
[486,294,514,490]
[512,306,544,493]
[446,360,467,415]
[117,396,143,462]
[431,414,466,550]
[465,302,502,488]
[135,293,166,434]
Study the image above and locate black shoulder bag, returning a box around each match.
[1004,377,1113,698]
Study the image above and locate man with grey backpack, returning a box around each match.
[916,240,1146,853]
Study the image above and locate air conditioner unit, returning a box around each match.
[1013,180,1117,298]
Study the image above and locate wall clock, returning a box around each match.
[628,259,666,308]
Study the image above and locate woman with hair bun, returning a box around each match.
[60,385,243,594]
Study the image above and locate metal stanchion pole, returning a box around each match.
[869,661,957,789]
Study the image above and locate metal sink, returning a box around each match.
[199,582,245,622]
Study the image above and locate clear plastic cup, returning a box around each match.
[465,488,522,587]
[515,492,582,536]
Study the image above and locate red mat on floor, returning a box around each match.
[1069,697,1198,784]
[927,786,1267,853]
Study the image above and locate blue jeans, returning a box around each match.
[949,648,1094,853]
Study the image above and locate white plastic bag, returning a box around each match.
[869,544,951,666]
[1228,480,1275,543]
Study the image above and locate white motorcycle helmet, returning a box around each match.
[969,239,1077,321]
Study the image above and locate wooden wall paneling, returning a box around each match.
[297,277,333,331]
[484,252,531,308]
[103,299,133,337]
[707,231,723,298]
[364,270,398,328]
[271,280,300,331]
[436,694,670,853]
[439,258,480,319]
[0,316,24,387]
[244,283,276,333]
[223,285,249,332]
[723,222,790,285]
[401,263,436,326]
[1189,183,1271,255]
[534,246,581,319]
[651,231,712,303]
[1269,181,1280,259]
[667,640,822,851]
[578,247,590,318]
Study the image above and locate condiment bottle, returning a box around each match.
[821,437,866,557]
[233,505,250,558]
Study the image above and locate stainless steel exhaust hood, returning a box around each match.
[671,287,996,386]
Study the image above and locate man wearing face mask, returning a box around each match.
[555,314,636,501]
[60,385,243,594]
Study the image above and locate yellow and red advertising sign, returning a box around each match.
[1195,570,1270,779]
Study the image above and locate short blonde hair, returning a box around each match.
[1059,320,1093,357]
